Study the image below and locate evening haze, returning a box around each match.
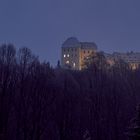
[0,0,140,65]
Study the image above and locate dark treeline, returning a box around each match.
[0,44,140,140]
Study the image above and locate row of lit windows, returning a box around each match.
[64,54,77,58]
[64,54,69,58]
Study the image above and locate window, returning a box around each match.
[67,54,70,57]
[66,61,69,64]
[73,62,76,67]
[64,54,66,58]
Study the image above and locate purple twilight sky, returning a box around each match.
[0,0,140,65]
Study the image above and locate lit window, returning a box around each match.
[67,54,70,57]
[73,62,76,67]
[66,61,69,64]
[64,54,66,58]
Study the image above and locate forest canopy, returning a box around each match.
[0,44,140,140]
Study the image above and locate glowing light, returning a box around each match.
[64,54,66,57]
[73,62,76,67]
[67,54,70,57]
[66,61,69,64]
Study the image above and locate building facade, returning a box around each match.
[61,37,140,70]
[104,52,140,70]
[61,37,97,70]
[112,52,140,69]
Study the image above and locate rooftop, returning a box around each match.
[62,37,97,49]
[62,37,79,48]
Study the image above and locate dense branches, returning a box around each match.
[0,44,140,140]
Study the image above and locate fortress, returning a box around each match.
[61,37,140,70]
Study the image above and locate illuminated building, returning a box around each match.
[112,52,140,69]
[104,52,140,70]
[61,37,140,70]
[61,37,97,70]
